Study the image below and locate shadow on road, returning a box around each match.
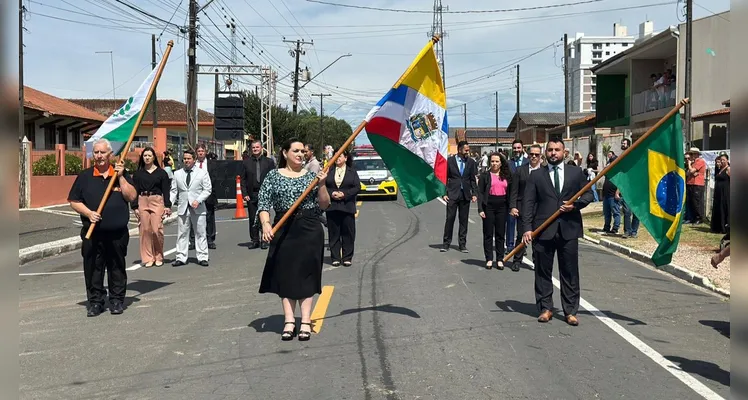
[248,314,286,334]
[334,304,420,319]
[76,279,174,309]
[665,355,730,387]
[700,320,730,338]
[493,299,647,326]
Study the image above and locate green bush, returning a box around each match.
[65,154,83,175]
[32,154,57,176]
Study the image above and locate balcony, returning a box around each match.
[631,83,676,115]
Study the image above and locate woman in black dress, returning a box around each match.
[710,153,730,234]
[256,138,330,341]
[325,149,361,267]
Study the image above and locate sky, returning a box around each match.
[17,0,730,146]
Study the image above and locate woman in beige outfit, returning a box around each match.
[132,148,172,267]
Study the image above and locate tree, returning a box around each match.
[243,92,354,154]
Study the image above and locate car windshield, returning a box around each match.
[354,158,387,171]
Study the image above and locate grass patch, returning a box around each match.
[584,211,723,251]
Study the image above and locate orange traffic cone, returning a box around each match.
[234,175,248,219]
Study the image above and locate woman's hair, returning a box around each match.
[333,148,353,168]
[489,152,511,181]
[278,137,304,169]
[137,147,161,170]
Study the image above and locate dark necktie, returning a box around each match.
[255,158,261,184]
[186,169,192,187]
[553,166,560,195]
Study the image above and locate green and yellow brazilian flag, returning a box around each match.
[607,113,685,266]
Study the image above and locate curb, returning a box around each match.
[582,234,730,298]
[19,214,179,266]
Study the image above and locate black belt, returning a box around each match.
[139,191,161,196]
[274,208,319,220]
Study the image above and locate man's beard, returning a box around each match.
[547,157,562,165]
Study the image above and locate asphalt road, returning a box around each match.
[19,198,730,399]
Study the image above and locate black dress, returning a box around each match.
[710,167,729,234]
[255,169,324,300]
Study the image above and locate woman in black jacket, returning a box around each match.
[325,149,361,267]
[477,152,513,270]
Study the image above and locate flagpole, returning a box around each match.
[85,40,175,240]
[271,36,443,235]
[502,98,690,263]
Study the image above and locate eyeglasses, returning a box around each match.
[529,153,541,157]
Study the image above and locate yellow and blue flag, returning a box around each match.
[607,113,685,266]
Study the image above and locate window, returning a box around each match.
[591,77,597,85]
[591,103,596,111]
[592,52,602,58]
[593,43,602,49]
[72,129,81,148]
[591,95,596,101]
[593,60,601,65]
[606,43,610,46]
[622,43,629,47]
[605,51,610,55]
[353,158,387,171]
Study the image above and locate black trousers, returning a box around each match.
[443,197,470,248]
[482,195,507,261]
[686,184,705,222]
[327,210,356,262]
[247,195,260,244]
[81,228,129,306]
[534,231,580,316]
[190,204,216,245]
[512,210,529,264]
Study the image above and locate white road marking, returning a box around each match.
[521,257,725,400]
[437,197,476,223]
[19,271,83,276]
[127,248,178,271]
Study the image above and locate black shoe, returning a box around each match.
[198,260,209,267]
[260,242,268,250]
[110,302,124,315]
[459,247,468,253]
[87,303,103,317]
[248,242,260,249]
[440,246,448,252]
[172,260,186,267]
[208,243,216,250]
[189,244,195,250]
[298,322,312,341]
[510,261,521,272]
[343,261,352,267]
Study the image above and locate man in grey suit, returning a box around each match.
[170,149,212,267]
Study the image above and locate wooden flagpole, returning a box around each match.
[502,98,689,263]
[271,35,443,235]
[85,40,175,239]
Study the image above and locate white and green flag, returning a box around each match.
[85,54,167,157]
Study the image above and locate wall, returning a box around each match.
[30,176,77,207]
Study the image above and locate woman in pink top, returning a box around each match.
[477,152,513,269]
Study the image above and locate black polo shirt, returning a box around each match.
[68,166,133,232]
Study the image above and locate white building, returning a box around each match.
[567,23,636,113]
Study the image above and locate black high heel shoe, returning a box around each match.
[281,321,297,341]
[298,322,312,341]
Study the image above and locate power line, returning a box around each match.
[305,0,606,13]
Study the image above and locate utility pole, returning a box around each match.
[463,103,467,135]
[312,93,331,145]
[151,34,158,128]
[494,91,499,151]
[19,0,24,140]
[564,33,570,139]
[284,38,313,115]
[684,0,693,146]
[429,0,448,87]
[515,64,520,140]
[186,0,198,148]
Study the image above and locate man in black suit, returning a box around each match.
[241,140,276,249]
[508,143,543,271]
[521,138,593,326]
[441,141,478,253]
[190,143,218,249]
[507,139,530,255]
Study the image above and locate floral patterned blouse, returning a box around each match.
[254,169,320,225]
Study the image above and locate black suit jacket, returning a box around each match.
[195,158,217,206]
[509,164,535,214]
[521,164,594,240]
[445,155,478,201]
[241,155,276,198]
[477,171,513,213]
[325,165,361,214]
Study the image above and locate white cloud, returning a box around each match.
[23,0,729,145]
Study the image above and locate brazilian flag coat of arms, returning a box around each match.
[607,113,686,266]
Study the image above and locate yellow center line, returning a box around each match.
[356,201,363,206]
[310,285,335,334]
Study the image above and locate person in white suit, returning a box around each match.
[170,149,212,266]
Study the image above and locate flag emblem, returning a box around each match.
[407,112,438,142]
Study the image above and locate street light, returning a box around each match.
[95,51,116,101]
[298,53,352,90]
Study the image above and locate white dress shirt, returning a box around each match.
[547,162,565,192]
